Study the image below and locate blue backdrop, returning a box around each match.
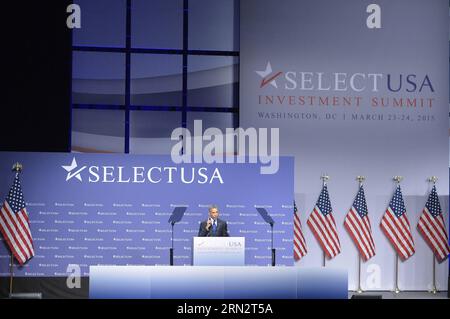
[0,152,293,276]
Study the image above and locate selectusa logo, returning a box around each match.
[255,61,434,93]
[61,157,224,184]
[255,62,283,88]
[62,158,86,181]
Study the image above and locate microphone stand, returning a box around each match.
[255,208,276,267]
[170,221,174,266]
[167,207,187,266]
[270,222,275,266]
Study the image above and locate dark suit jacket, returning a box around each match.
[198,218,229,237]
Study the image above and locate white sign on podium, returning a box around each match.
[193,237,245,266]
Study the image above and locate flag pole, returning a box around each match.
[320,174,329,268]
[9,162,22,297]
[394,254,400,294]
[357,256,362,293]
[9,254,13,296]
[393,175,403,294]
[356,176,366,294]
[428,176,438,294]
[431,255,437,294]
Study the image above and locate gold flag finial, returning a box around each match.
[393,176,403,184]
[320,174,330,186]
[12,162,22,173]
[356,176,366,185]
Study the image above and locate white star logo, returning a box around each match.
[255,62,283,88]
[62,157,87,182]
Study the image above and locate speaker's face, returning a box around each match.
[209,208,219,220]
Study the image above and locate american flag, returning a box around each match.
[293,200,307,260]
[344,185,376,261]
[380,185,415,260]
[417,185,450,262]
[0,173,34,265]
[307,185,341,258]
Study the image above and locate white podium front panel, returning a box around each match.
[193,237,245,266]
[89,266,349,299]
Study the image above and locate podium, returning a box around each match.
[193,237,245,266]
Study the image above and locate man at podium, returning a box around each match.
[198,205,229,237]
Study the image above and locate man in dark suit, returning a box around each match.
[198,205,229,237]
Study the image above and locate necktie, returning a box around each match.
[212,221,217,235]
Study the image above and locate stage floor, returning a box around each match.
[1,291,448,299]
[348,291,448,299]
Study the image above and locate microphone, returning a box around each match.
[207,217,216,235]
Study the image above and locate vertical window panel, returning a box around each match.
[189,0,239,51]
[131,0,183,49]
[73,0,126,48]
[131,54,183,106]
[130,110,182,154]
[72,109,125,153]
[188,56,239,108]
[72,52,126,105]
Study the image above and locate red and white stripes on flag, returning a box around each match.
[294,201,307,260]
[417,185,450,262]
[380,185,415,260]
[307,185,341,259]
[0,173,34,265]
[344,185,376,261]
